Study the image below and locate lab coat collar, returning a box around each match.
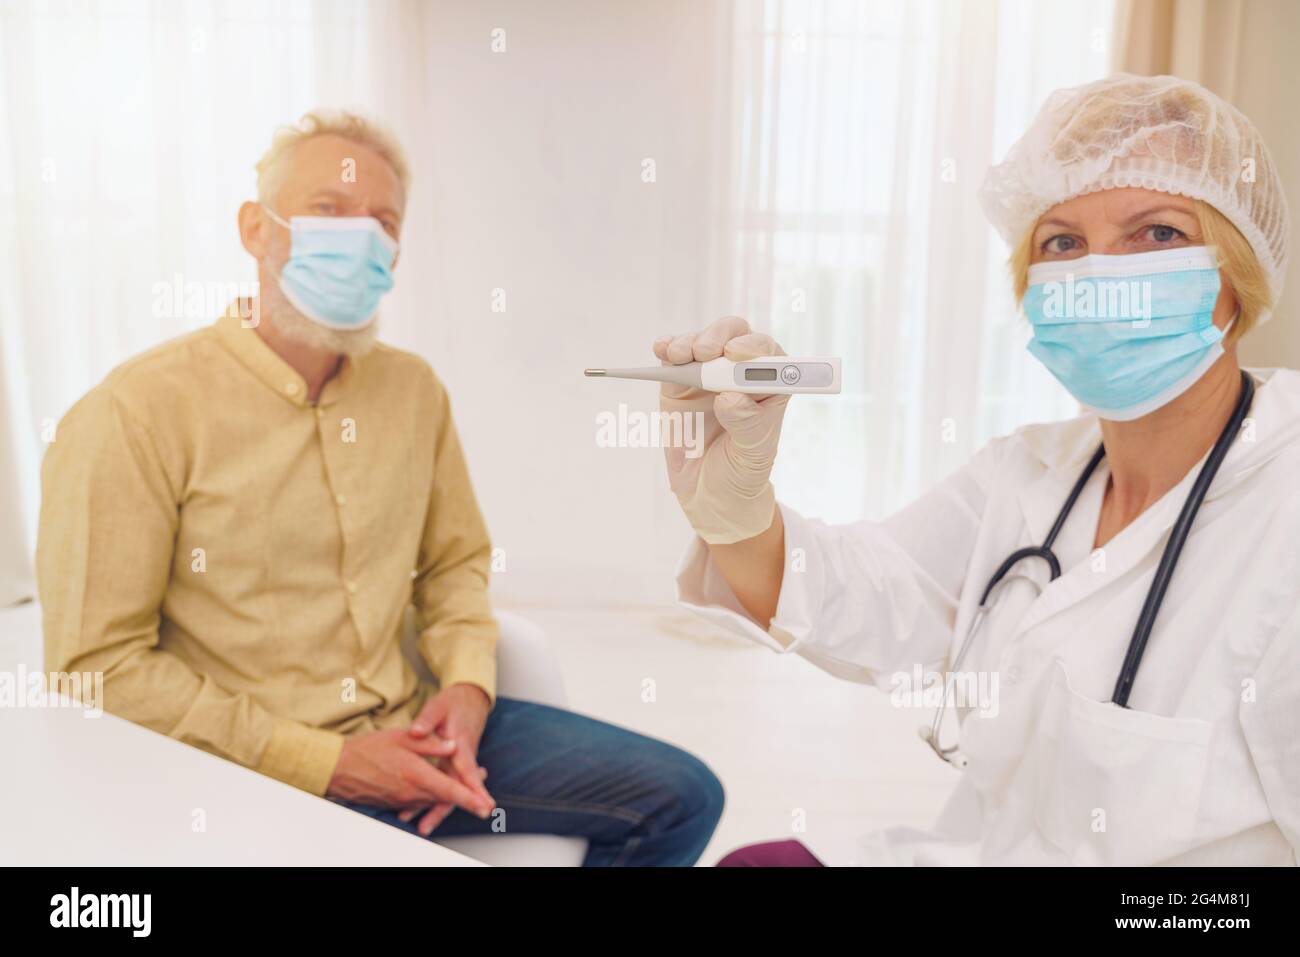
[1008,367,1300,640]
[1017,367,1300,521]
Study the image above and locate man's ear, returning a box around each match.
[237,200,271,259]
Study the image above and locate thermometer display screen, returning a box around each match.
[744,368,778,381]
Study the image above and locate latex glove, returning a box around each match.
[654,316,789,544]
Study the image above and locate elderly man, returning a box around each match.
[36,111,723,866]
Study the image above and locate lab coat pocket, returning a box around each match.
[1033,660,1212,866]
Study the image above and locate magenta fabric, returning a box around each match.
[716,839,824,867]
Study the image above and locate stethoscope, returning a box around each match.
[922,370,1255,768]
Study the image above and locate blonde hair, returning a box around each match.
[255,109,410,205]
[1009,199,1272,348]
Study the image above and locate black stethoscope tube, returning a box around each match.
[1111,370,1255,706]
[978,444,1106,606]
[979,370,1255,709]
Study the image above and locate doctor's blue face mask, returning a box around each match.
[1022,246,1228,421]
[262,204,398,330]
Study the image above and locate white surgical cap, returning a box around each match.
[981,73,1289,308]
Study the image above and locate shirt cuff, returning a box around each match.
[431,647,498,707]
[255,717,347,797]
[674,501,827,653]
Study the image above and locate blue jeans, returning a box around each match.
[335,697,724,866]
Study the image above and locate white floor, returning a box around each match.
[499,602,962,865]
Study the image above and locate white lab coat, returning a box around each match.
[677,367,1300,866]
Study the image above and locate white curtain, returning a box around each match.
[0,0,727,608]
[0,0,432,604]
[2,0,1121,608]
[709,0,1115,525]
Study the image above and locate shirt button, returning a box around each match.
[335,493,347,507]
[315,407,324,419]
[346,581,358,595]
[1007,665,1023,684]
[284,382,300,397]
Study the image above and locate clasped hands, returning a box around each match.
[327,683,495,836]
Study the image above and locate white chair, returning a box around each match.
[400,606,589,867]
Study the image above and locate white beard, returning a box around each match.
[259,268,380,360]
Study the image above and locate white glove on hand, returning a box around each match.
[654,316,789,545]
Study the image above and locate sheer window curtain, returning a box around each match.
[2,0,1120,607]
[0,0,433,604]
[0,0,732,610]
[708,0,1115,525]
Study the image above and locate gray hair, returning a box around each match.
[255,109,410,204]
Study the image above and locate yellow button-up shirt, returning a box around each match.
[37,309,499,796]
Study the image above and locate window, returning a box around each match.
[714,0,1116,523]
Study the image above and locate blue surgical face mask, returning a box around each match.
[1022,246,1226,421]
[262,204,398,329]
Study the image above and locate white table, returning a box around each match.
[0,601,479,866]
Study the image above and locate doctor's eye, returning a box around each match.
[1041,234,1083,256]
[311,201,339,214]
[1142,223,1187,244]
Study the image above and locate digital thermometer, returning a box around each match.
[584,356,841,394]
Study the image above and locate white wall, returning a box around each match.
[0,0,726,610]
[13,0,1293,612]
[376,1,726,607]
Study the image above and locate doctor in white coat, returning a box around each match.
[659,74,1300,866]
